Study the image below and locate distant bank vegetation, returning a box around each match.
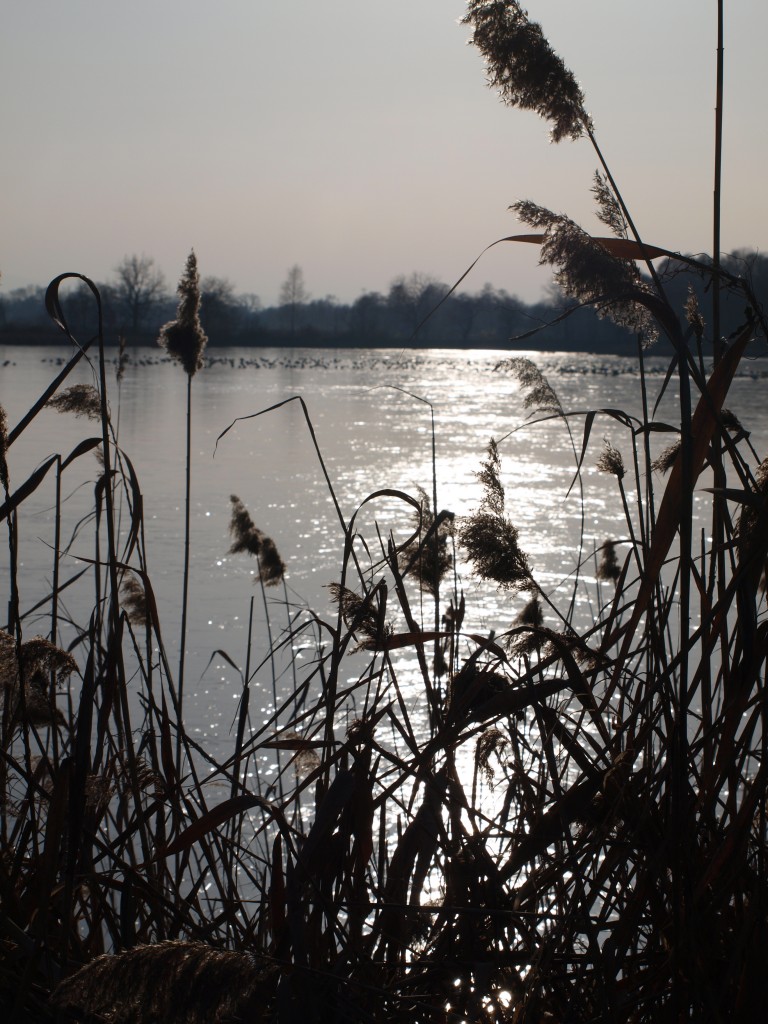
[2,250,766,353]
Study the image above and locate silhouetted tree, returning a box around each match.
[452,292,483,344]
[279,265,310,335]
[114,254,167,333]
[387,272,445,337]
[350,291,386,341]
[201,276,242,340]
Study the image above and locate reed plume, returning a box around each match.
[0,630,76,726]
[652,439,682,475]
[54,941,273,1024]
[120,575,148,627]
[459,439,532,591]
[0,630,78,687]
[397,487,453,596]
[47,383,102,420]
[596,439,625,480]
[462,0,590,142]
[475,726,508,787]
[511,200,658,340]
[280,730,322,777]
[158,251,207,376]
[327,580,392,651]
[516,593,543,627]
[497,356,562,414]
[504,593,545,657]
[592,170,628,239]
[596,539,621,583]
[685,287,706,340]
[228,494,285,586]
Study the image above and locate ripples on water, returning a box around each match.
[2,345,768,766]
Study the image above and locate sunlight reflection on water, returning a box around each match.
[3,344,768,767]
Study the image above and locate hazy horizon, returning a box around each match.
[2,1,766,307]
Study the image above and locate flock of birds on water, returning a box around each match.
[20,351,768,380]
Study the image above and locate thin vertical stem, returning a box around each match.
[176,372,193,767]
[258,564,284,803]
[713,0,725,363]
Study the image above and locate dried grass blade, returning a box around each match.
[0,455,57,521]
[60,436,103,470]
[502,233,671,262]
[155,794,274,861]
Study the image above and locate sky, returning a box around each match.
[2,1,766,307]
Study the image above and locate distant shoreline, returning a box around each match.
[0,326,678,357]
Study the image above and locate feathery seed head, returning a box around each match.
[280,730,322,777]
[462,1,590,142]
[475,727,508,787]
[476,438,505,515]
[121,575,149,627]
[460,441,532,592]
[54,940,272,1024]
[516,594,543,627]
[158,250,208,376]
[596,539,621,583]
[0,631,76,728]
[652,440,681,475]
[685,287,706,340]
[511,201,658,340]
[48,384,102,421]
[228,495,261,556]
[257,534,286,587]
[720,408,744,433]
[592,172,628,239]
[498,356,562,414]
[327,580,392,651]
[228,495,285,586]
[397,488,454,596]
[461,510,532,591]
[597,440,625,480]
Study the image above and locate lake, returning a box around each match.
[2,343,768,766]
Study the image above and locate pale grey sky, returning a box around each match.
[2,1,766,305]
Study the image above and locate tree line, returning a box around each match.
[1,251,765,354]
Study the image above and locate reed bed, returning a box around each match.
[3,3,768,1021]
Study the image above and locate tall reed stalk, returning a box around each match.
[158,251,207,764]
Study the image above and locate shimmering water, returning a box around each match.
[3,344,768,762]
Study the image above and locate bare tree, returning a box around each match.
[279,265,310,335]
[114,254,167,333]
[387,272,444,337]
[201,276,241,339]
